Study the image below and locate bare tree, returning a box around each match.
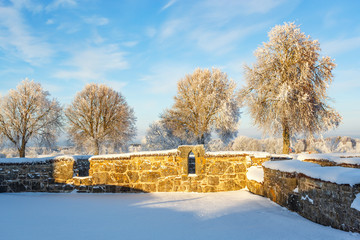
[0,79,62,157]
[162,67,240,144]
[144,120,189,151]
[240,22,341,154]
[65,83,136,155]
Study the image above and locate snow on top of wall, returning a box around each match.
[270,154,293,159]
[263,160,360,186]
[0,155,92,164]
[69,155,92,161]
[351,193,360,211]
[206,151,270,158]
[0,156,56,164]
[246,166,264,183]
[297,153,360,165]
[90,149,180,160]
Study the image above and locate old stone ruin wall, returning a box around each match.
[70,145,269,193]
[0,145,269,193]
[0,156,77,193]
[246,158,360,233]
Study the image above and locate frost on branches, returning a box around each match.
[240,22,341,154]
[65,83,136,155]
[143,120,189,151]
[0,79,62,157]
[162,68,240,145]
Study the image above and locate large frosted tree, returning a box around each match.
[162,68,240,144]
[240,22,341,154]
[0,79,62,157]
[65,83,136,155]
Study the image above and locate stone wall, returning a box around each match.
[302,159,360,168]
[0,157,75,193]
[78,145,250,193]
[0,147,270,193]
[0,156,93,193]
[247,164,360,233]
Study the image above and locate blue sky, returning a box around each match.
[0,0,359,142]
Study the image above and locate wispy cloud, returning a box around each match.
[145,26,157,38]
[10,0,43,12]
[160,0,177,12]
[189,23,269,54]
[54,45,129,82]
[46,19,54,25]
[322,36,360,55]
[156,0,284,53]
[84,16,109,26]
[140,62,192,94]
[122,41,139,47]
[0,5,53,65]
[46,0,77,11]
[159,19,184,40]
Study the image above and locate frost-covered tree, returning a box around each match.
[240,22,341,154]
[144,120,189,150]
[0,79,62,157]
[65,83,136,155]
[162,68,240,144]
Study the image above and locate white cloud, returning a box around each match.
[331,68,360,92]
[160,0,177,12]
[84,16,109,26]
[322,36,360,55]
[46,19,54,25]
[155,0,284,53]
[145,27,157,38]
[140,62,192,94]
[10,0,43,12]
[122,41,139,47]
[0,5,53,65]
[159,19,184,40]
[54,45,129,82]
[56,21,80,34]
[103,80,127,91]
[189,23,268,54]
[46,0,77,11]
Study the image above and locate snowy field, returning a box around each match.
[1,190,359,240]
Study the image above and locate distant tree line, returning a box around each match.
[0,22,341,157]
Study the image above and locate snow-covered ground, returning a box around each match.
[1,190,358,240]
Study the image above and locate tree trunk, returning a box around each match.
[19,144,26,158]
[94,139,100,155]
[282,124,290,154]
[197,134,205,145]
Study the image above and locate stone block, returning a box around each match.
[127,171,139,183]
[285,178,298,190]
[234,163,246,173]
[140,172,161,183]
[114,173,129,184]
[157,179,174,192]
[114,162,127,173]
[128,161,138,171]
[161,167,178,177]
[139,160,152,170]
[208,176,219,185]
[152,161,161,170]
[202,186,216,192]
[208,161,231,175]
[92,173,107,185]
[225,166,235,174]
[143,183,156,192]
